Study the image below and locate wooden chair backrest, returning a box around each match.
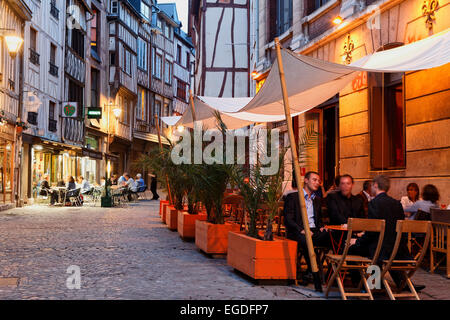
[340,218,386,266]
[431,221,449,250]
[431,208,450,223]
[382,220,431,278]
[349,218,386,232]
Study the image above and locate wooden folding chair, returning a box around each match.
[381,220,431,300]
[325,218,385,300]
[430,208,450,278]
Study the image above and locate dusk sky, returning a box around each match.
[157,0,189,32]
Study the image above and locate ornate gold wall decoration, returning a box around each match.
[422,0,439,29]
[343,34,355,65]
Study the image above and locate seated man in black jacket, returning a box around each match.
[327,174,365,225]
[348,175,420,290]
[284,171,330,280]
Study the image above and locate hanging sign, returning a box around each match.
[62,102,78,118]
[87,107,102,119]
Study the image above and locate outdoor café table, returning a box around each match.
[324,224,349,284]
[324,224,348,254]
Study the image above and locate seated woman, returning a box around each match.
[401,182,420,210]
[404,184,440,220]
[66,176,76,190]
[77,176,92,195]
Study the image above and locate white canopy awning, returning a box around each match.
[162,28,450,129]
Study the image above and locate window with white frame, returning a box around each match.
[137,38,148,71]
[123,49,132,75]
[153,50,162,79]
[110,0,118,14]
[164,60,172,84]
[141,2,150,21]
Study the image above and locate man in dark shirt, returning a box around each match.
[326,174,365,225]
[284,171,330,281]
[348,175,423,290]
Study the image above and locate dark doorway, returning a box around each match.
[322,105,338,190]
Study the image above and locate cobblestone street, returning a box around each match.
[0,200,448,300]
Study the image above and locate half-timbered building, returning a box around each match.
[84,0,112,185]
[107,0,140,174]
[188,0,252,97]
[150,3,176,134]
[128,0,157,184]
[20,0,66,204]
[0,0,31,207]
[173,25,195,116]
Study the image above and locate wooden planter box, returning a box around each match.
[227,231,297,280]
[159,200,169,216]
[178,211,207,240]
[195,220,241,254]
[166,207,178,230]
[161,204,172,224]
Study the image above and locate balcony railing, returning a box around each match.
[49,62,59,76]
[135,119,152,133]
[29,48,40,66]
[48,119,58,132]
[50,2,59,20]
[114,121,131,141]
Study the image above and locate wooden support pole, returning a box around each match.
[155,114,173,205]
[274,38,322,292]
[189,89,196,123]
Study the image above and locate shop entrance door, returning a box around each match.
[305,102,339,191]
[0,139,14,203]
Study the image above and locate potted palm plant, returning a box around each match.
[226,148,297,280]
[177,164,207,240]
[194,162,241,254]
[194,113,240,254]
[227,122,318,280]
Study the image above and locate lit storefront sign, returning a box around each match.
[87,107,102,119]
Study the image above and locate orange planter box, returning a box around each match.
[195,221,241,254]
[162,204,172,224]
[227,231,297,280]
[159,200,169,216]
[178,211,207,239]
[166,207,178,230]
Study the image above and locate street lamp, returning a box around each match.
[4,35,23,59]
[0,29,23,59]
[112,106,122,119]
[101,100,119,208]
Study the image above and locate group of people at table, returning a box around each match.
[282,171,444,289]
[38,172,160,205]
[38,174,94,205]
[110,172,159,201]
